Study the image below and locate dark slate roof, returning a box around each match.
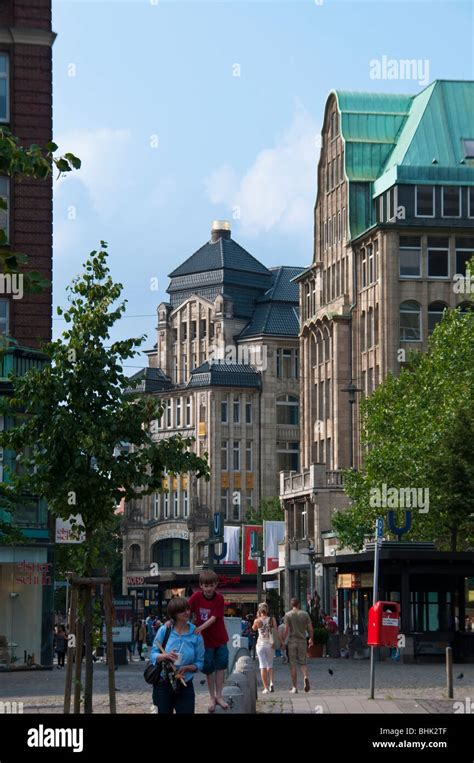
[125,367,172,394]
[187,362,261,389]
[169,237,272,278]
[237,265,304,338]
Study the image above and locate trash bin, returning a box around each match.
[111,643,128,666]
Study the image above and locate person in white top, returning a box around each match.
[252,602,279,694]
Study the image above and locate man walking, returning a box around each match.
[283,598,313,693]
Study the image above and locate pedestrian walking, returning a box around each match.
[150,597,204,715]
[252,602,279,694]
[283,597,313,693]
[54,624,67,668]
[135,619,146,661]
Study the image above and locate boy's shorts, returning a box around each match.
[202,645,229,674]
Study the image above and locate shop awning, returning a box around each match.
[262,567,285,577]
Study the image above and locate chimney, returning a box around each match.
[211,220,231,242]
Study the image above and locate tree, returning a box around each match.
[246,496,284,524]
[333,302,474,552]
[0,243,210,711]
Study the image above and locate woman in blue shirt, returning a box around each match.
[150,597,205,714]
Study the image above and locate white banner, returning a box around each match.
[264,520,285,572]
[221,525,241,565]
[55,515,85,544]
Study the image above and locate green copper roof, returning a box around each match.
[333,80,474,239]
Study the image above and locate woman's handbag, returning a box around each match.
[143,627,171,685]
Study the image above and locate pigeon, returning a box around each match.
[456,673,464,680]
[328,669,334,676]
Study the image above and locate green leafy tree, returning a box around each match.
[333,301,474,552]
[246,496,284,524]
[0,243,210,711]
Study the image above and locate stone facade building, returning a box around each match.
[122,221,303,607]
[281,80,474,612]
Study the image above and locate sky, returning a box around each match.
[51,0,474,373]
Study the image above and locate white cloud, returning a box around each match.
[53,128,133,218]
[205,109,321,236]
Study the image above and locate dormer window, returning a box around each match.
[462,139,474,159]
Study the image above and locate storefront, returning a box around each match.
[0,544,54,669]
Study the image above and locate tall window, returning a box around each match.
[232,491,241,521]
[173,492,179,518]
[153,493,159,520]
[400,301,421,342]
[469,187,474,218]
[246,490,253,516]
[221,397,228,423]
[185,397,191,426]
[221,440,228,471]
[276,348,298,378]
[360,311,366,352]
[361,248,367,288]
[221,489,229,520]
[456,238,474,276]
[415,185,435,217]
[277,442,299,472]
[166,399,172,427]
[368,244,374,284]
[427,237,449,278]
[442,186,461,218]
[183,490,189,518]
[233,395,240,423]
[0,55,9,122]
[367,307,374,348]
[245,396,252,424]
[233,441,240,471]
[399,236,421,278]
[0,299,9,336]
[428,302,447,335]
[175,398,181,427]
[276,395,299,425]
[163,492,169,519]
[246,440,252,471]
[182,354,188,381]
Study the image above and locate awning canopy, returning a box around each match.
[262,567,285,577]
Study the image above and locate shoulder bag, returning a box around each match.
[143,626,171,685]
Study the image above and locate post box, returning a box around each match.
[367,601,400,647]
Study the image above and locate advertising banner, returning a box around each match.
[241,525,262,574]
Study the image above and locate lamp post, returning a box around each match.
[342,380,362,469]
[301,544,317,607]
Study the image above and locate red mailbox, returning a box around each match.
[367,601,400,647]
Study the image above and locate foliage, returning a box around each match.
[312,626,329,645]
[246,496,284,524]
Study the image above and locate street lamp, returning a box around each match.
[341,380,362,469]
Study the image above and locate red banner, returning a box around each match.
[242,525,262,574]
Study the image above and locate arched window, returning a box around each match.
[129,544,141,568]
[428,302,448,335]
[276,395,299,425]
[400,301,421,341]
[152,539,190,569]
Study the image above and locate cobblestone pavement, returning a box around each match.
[1,656,472,714]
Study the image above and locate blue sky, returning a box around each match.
[52,0,473,373]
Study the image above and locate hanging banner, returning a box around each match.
[221,525,241,565]
[242,525,262,574]
[263,520,285,572]
[55,515,85,544]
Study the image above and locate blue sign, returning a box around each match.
[376,518,384,538]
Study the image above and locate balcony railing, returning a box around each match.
[281,465,344,496]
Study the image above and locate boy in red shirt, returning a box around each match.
[189,569,229,713]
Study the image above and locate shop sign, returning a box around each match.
[126,576,145,586]
[16,560,52,586]
[157,530,189,541]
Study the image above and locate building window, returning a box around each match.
[428,302,447,335]
[330,111,338,138]
[277,348,298,379]
[374,240,379,281]
[182,354,188,381]
[153,538,189,568]
[191,320,197,339]
[181,322,187,340]
[221,440,228,471]
[367,307,374,348]
[166,399,172,428]
[469,187,474,218]
[221,489,229,520]
[153,493,159,520]
[245,397,252,424]
[232,490,241,521]
[374,304,379,346]
[246,440,252,471]
[442,186,461,218]
[456,238,474,275]
[173,492,179,518]
[176,398,181,427]
[400,301,421,342]
[233,441,240,471]
[0,298,9,336]
[221,397,228,423]
[163,492,169,519]
[277,441,299,472]
[246,490,253,516]
[360,311,366,352]
[0,55,8,123]
[361,248,367,288]
[233,395,240,423]
[276,395,299,425]
[427,237,449,278]
[183,490,189,518]
[368,367,374,393]
[185,397,191,426]
[415,185,435,217]
[399,236,421,278]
